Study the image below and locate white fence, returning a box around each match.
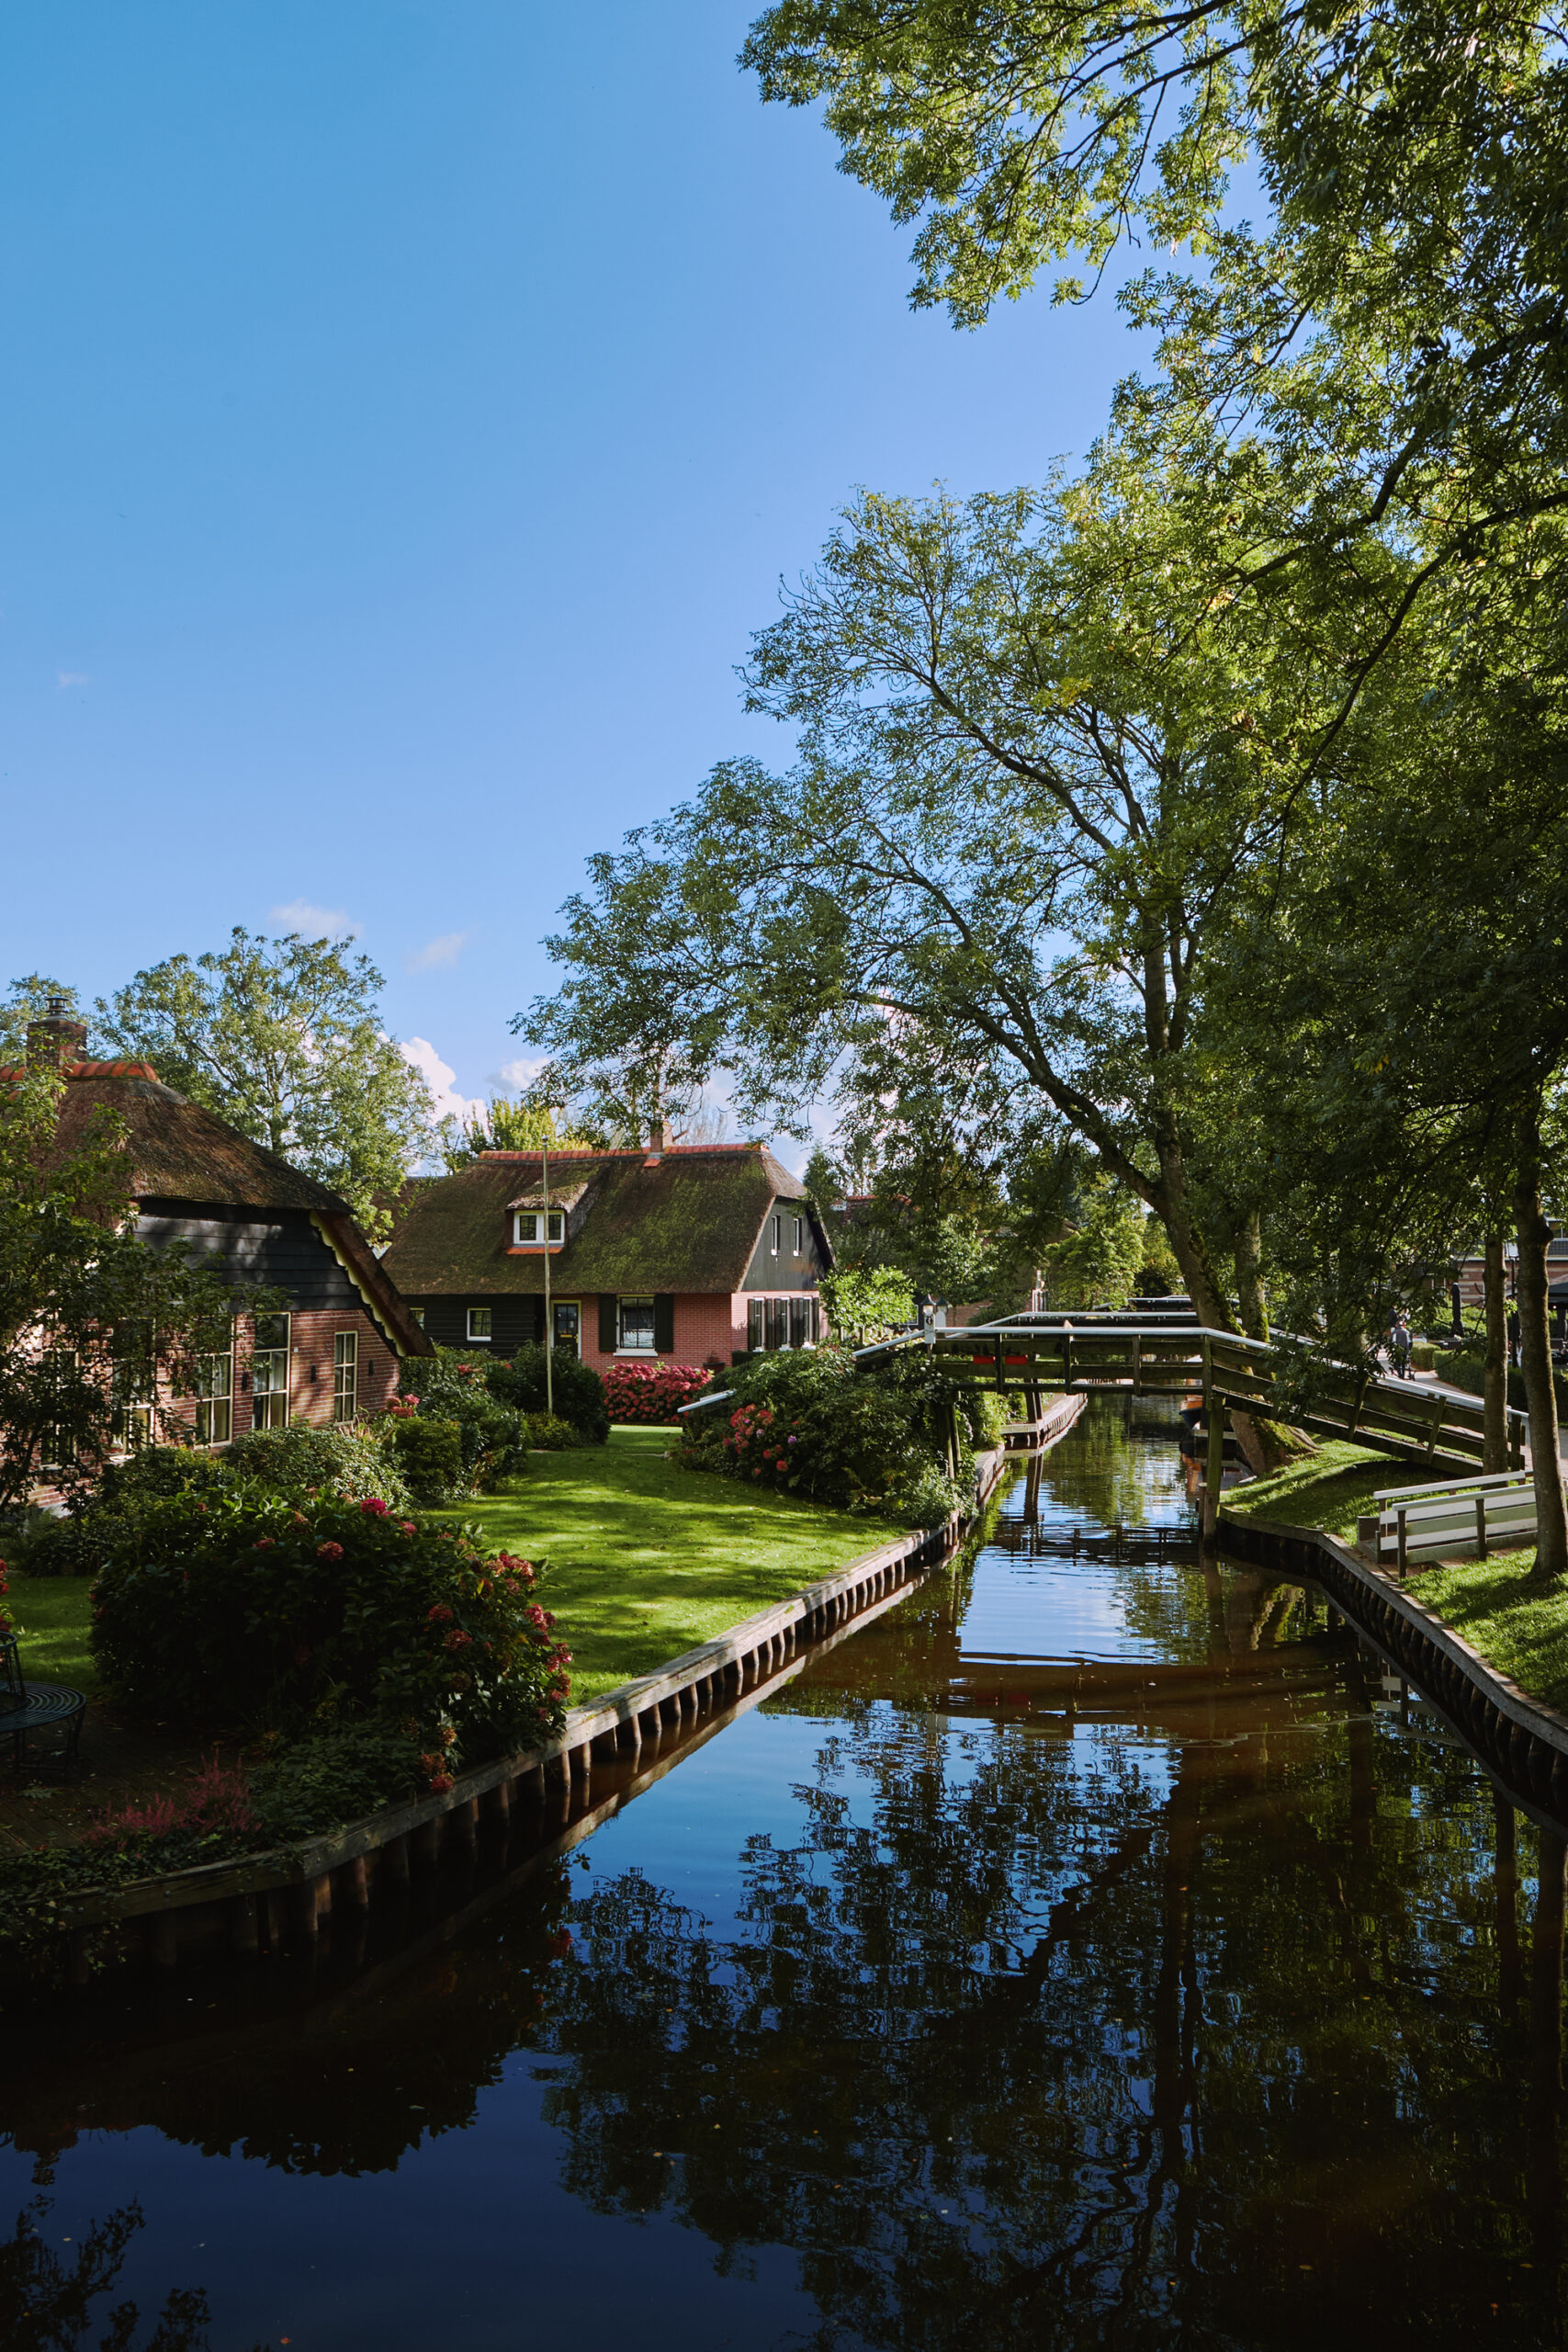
[1365,1470,1546,1573]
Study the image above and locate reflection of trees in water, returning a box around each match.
[536,1700,1568,2349]
[1026,1396,1190,1534]
[0,2198,244,2351]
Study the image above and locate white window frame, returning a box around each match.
[333,1329,359,1421]
[467,1306,493,1343]
[616,1296,657,1353]
[251,1311,290,1432]
[513,1210,564,1245]
[770,1214,782,1256]
[194,1337,234,1447]
[793,1216,804,1256]
[40,1347,80,1472]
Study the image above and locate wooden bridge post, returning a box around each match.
[1203,1396,1224,1537]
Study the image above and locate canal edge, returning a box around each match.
[1218,1505,1568,1823]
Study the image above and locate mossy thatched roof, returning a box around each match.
[381,1144,813,1296]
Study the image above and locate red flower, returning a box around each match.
[443,1628,474,1652]
[252,1536,276,1551]
[316,1540,344,1561]
[427,1602,455,1623]
[360,1497,389,1517]
[427,1770,455,1794]
[398,1521,417,1535]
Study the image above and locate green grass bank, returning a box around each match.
[1222,1442,1568,1714]
[5,1429,898,1718]
[439,1425,903,1702]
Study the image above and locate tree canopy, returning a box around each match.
[96,929,434,1240]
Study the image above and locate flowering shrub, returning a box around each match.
[89,1489,570,1774]
[603,1361,711,1425]
[400,1350,533,1487]
[680,1345,978,1525]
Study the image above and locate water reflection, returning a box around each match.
[0,1396,1564,2348]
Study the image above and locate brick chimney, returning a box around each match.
[648,1114,669,1155]
[27,995,87,1072]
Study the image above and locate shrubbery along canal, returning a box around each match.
[2,1396,1563,2348]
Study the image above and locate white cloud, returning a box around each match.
[406,931,466,973]
[401,1036,485,1125]
[270,898,361,939]
[497,1054,548,1092]
[57,671,88,687]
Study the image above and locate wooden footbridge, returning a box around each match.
[855,1308,1526,1480]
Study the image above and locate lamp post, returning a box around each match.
[541,1133,553,1420]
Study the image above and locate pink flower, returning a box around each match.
[253,1536,276,1551]
[316,1540,344,1562]
[360,1497,389,1517]
[427,1602,455,1624]
[427,1770,454,1794]
[444,1628,474,1652]
[398,1521,417,1535]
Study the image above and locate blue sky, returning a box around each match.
[1,0,1156,1137]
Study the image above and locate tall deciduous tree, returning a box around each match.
[528,460,1342,1352]
[97,930,434,1240]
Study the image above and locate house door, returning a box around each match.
[553,1300,581,1357]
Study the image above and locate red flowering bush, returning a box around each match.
[89,1492,570,1774]
[602,1361,711,1425]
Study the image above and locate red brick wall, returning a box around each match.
[577,1291,820,1374]
[144,1304,402,1446]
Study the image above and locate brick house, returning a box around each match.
[6,1009,431,1469]
[379,1134,832,1370]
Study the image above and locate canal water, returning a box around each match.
[2,1396,1563,2349]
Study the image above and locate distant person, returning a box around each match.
[1390,1316,1413,1379]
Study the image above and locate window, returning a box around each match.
[251,1311,290,1432]
[617,1296,656,1351]
[770,1215,782,1256]
[790,1296,817,1349]
[40,1349,78,1472]
[194,1339,233,1446]
[748,1298,764,1351]
[513,1210,564,1245]
[467,1306,493,1343]
[112,1323,154,1451]
[766,1298,790,1351]
[793,1216,804,1256]
[409,1306,425,1328]
[333,1330,358,1421]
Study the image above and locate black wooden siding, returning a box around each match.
[740,1199,829,1294]
[134,1204,362,1306]
[419,1295,547,1353]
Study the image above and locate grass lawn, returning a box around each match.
[3,1573,99,1695]
[439,1426,897,1703]
[1222,1440,1568,1711]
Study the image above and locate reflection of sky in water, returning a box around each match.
[959,1405,1198,1666]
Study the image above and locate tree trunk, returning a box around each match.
[1156,1162,1309,1476]
[1514,1154,1566,1582]
[1483,1227,1509,1476]
[1234,1206,1268,1342]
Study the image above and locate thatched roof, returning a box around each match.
[381,1144,820,1296]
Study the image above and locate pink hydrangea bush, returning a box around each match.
[603,1361,712,1425]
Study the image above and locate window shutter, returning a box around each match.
[598,1295,618,1354]
[534,1296,547,1348]
[653,1293,675,1353]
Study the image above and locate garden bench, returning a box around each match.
[0,1626,86,1780]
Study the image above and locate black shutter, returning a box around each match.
[599,1295,618,1353]
[533,1296,547,1348]
[653,1293,675,1353]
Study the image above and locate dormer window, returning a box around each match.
[513,1210,564,1246]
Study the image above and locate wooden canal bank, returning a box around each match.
[28,1445,1016,1992]
[1219,1505,1568,1834]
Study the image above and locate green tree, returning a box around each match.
[439,1096,595,1173]
[527,459,1342,1364]
[0,976,90,1063]
[97,928,434,1240]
